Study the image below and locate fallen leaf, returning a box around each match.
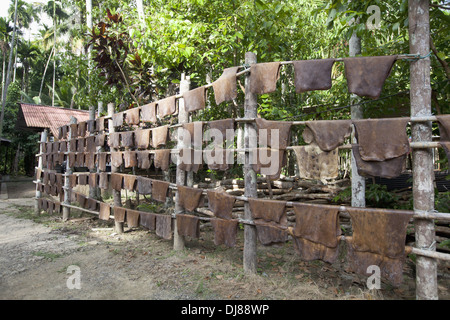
[216,275,224,280]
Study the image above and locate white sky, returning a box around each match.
[0,0,52,40]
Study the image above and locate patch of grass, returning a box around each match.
[57,263,81,273]
[32,251,62,261]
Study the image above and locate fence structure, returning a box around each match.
[33,0,449,300]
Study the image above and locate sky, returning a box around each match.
[0,0,52,40]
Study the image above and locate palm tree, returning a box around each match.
[0,17,13,102]
[17,42,39,95]
[8,0,39,82]
[0,0,18,141]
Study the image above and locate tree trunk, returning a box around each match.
[349,28,366,208]
[13,141,20,174]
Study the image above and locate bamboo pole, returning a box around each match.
[63,116,77,221]
[243,52,258,274]
[409,0,438,300]
[108,102,124,234]
[173,73,191,251]
[34,129,47,214]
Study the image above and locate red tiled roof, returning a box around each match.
[18,103,90,136]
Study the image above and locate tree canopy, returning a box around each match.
[0,0,449,175]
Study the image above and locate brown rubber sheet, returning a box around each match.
[353,118,410,161]
[212,66,240,105]
[183,86,207,113]
[346,207,413,286]
[137,151,152,169]
[151,125,169,148]
[110,173,123,191]
[255,118,292,150]
[126,209,140,228]
[437,114,450,160]
[141,102,157,123]
[98,172,109,189]
[125,108,140,125]
[352,145,406,179]
[248,198,286,224]
[292,202,341,263]
[176,214,200,238]
[207,190,236,220]
[136,176,152,195]
[112,112,124,127]
[207,118,235,146]
[292,144,339,181]
[151,180,170,202]
[123,174,136,191]
[113,206,126,223]
[154,149,171,171]
[156,214,172,240]
[305,120,352,152]
[293,59,335,93]
[123,151,137,168]
[210,218,238,247]
[134,128,151,149]
[121,131,135,148]
[179,148,203,173]
[182,121,204,148]
[140,212,157,230]
[251,148,286,180]
[343,55,397,99]
[111,152,123,168]
[206,148,232,171]
[178,185,204,212]
[249,62,281,94]
[108,132,120,148]
[157,96,177,118]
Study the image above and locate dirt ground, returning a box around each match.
[0,179,449,301]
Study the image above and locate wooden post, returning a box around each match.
[34,129,47,214]
[174,73,190,251]
[409,0,438,300]
[88,105,96,199]
[108,102,124,234]
[95,101,103,199]
[63,116,77,221]
[243,52,258,274]
[349,29,366,208]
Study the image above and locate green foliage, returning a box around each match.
[365,184,399,209]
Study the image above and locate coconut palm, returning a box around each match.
[17,42,39,95]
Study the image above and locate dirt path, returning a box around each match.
[0,195,449,301]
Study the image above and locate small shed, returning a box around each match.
[16,103,90,137]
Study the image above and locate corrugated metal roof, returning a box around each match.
[18,103,90,136]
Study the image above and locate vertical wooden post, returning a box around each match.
[88,105,96,199]
[34,129,47,214]
[174,73,190,251]
[409,0,438,300]
[63,116,77,221]
[349,30,366,208]
[243,52,258,274]
[96,101,104,199]
[108,102,124,234]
